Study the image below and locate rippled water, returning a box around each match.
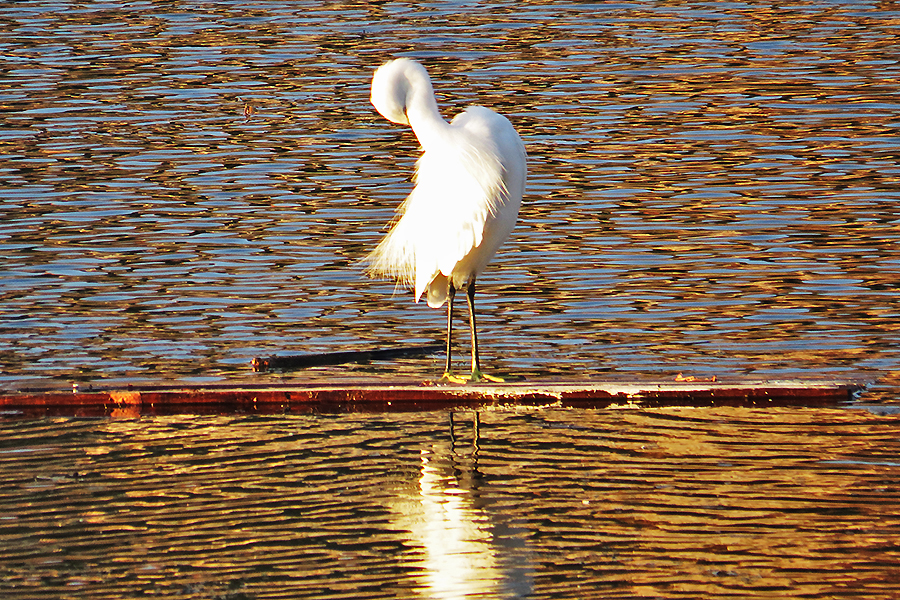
[1,407,899,599]
[1,0,898,393]
[2,3,900,598]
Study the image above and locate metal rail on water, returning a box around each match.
[0,378,866,418]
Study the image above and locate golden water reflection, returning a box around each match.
[0,407,898,598]
[393,413,533,599]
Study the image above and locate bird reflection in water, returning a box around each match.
[398,412,533,599]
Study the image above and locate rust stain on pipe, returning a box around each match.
[0,379,866,418]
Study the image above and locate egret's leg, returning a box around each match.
[467,279,481,373]
[466,278,504,383]
[441,284,468,383]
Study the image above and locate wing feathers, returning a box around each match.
[365,107,517,308]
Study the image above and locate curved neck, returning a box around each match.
[405,81,449,151]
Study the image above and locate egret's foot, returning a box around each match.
[441,371,470,384]
[469,369,505,383]
[440,370,504,383]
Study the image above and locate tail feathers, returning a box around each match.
[364,225,416,289]
[366,227,446,307]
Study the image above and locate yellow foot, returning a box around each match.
[441,370,505,384]
[441,371,470,384]
[470,369,505,383]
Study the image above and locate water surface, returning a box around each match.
[1,407,899,599]
[1,3,899,598]
[1,0,898,395]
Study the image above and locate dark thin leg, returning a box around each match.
[466,278,480,374]
[449,411,455,444]
[445,283,456,374]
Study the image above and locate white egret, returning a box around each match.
[365,58,526,383]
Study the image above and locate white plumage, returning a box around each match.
[365,58,526,382]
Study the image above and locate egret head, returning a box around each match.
[370,58,434,126]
